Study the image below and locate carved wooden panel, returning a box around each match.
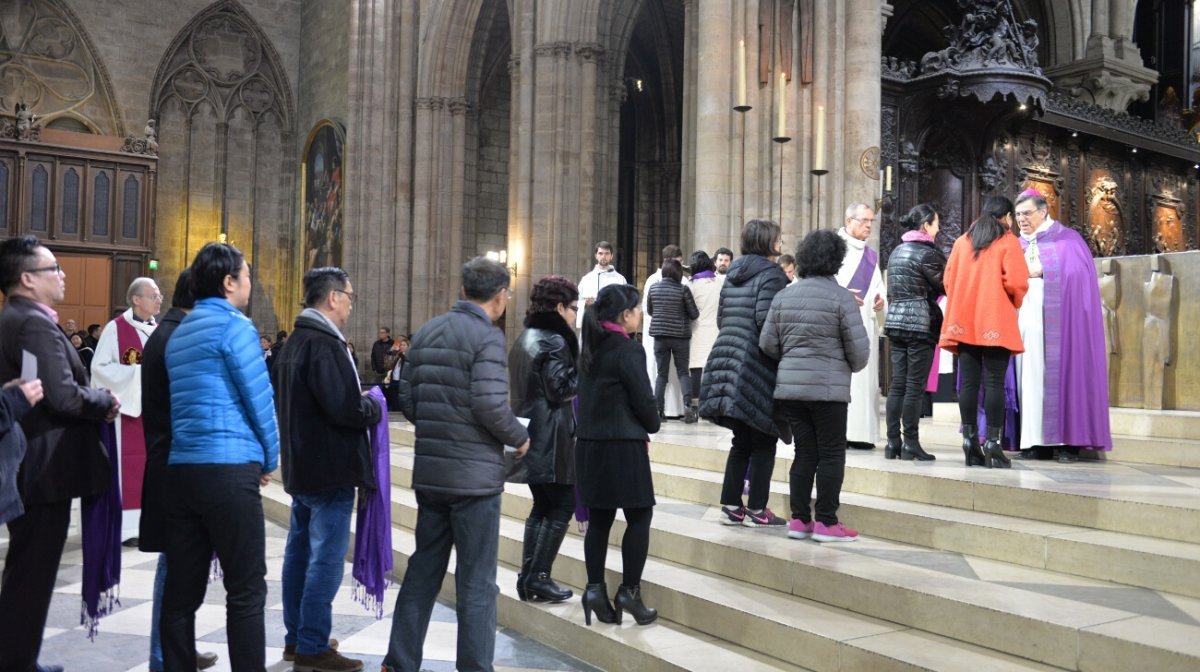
[58,165,82,240]
[92,170,111,239]
[0,156,9,235]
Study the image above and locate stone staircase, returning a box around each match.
[262,406,1200,671]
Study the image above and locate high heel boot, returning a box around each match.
[981,426,1011,469]
[614,584,658,625]
[582,582,619,625]
[961,424,985,467]
[901,437,936,461]
[884,438,902,460]
[525,520,573,602]
[516,517,540,601]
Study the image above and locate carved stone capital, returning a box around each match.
[533,42,557,57]
[447,98,469,116]
[1045,52,1158,113]
[610,79,628,103]
[551,41,573,59]
[575,42,605,64]
[415,97,443,111]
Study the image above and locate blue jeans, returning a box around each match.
[282,487,355,655]
[150,553,168,670]
[382,491,501,672]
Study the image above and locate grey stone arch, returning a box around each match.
[0,0,125,134]
[148,0,297,333]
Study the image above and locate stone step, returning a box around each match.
[381,455,1200,672]
[930,402,1200,444]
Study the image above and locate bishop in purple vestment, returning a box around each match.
[1012,190,1112,459]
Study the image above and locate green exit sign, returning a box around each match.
[148,259,159,271]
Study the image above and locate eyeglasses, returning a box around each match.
[850,217,876,225]
[1014,209,1040,220]
[138,293,164,301]
[333,289,355,302]
[25,264,63,275]
[567,304,579,312]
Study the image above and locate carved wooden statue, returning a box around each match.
[1098,259,1119,355]
[1142,255,1174,410]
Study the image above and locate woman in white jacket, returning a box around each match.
[687,251,722,423]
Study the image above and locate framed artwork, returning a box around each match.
[301,119,345,269]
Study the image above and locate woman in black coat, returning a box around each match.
[883,204,947,461]
[507,276,580,604]
[576,284,661,626]
[699,219,789,527]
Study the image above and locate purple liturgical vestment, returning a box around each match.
[1017,221,1112,451]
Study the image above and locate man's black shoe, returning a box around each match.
[847,441,876,450]
[122,536,140,548]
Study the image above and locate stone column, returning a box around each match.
[692,0,735,258]
[842,0,882,245]
[576,42,604,263]
[1047,0,1156,112]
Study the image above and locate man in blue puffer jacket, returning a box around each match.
[162,242,278,672]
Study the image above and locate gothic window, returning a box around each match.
[93,172,109,237]
[62,168,79,234]
[31,166,48,232]
[122,175,139,238]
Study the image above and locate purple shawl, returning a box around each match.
[353,387,393,618]
[846,246,879,295]
[80,422,122,639]
[1019,222,1112,450]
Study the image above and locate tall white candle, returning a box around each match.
[776,72,786,138]
[813,105,826,171]
[737,39,747,108]
[885,165,892,192]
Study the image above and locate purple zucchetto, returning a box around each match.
[1018,188,1045,199]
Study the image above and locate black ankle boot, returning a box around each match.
[582,582,618,625]
[884,439,902,460]
[525,520,573,602]
[683,401,698,424]
[516,517,540,601]
[982,426,1010,469]
[614,584,658,625]
[901,438,936,461]
[961,424,985,467]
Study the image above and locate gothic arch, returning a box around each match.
[0,0,125,134]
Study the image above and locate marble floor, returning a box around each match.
[0,516,599,672]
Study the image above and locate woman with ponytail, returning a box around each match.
[939,195,1029,468]
[575,283,661,626]
[883,204,947,461]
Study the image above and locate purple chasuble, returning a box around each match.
[1019,221,1112,450]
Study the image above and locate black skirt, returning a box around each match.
[575,438,656,509]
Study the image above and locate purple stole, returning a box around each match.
[114,315,147,509]
[353,387,393,617]
[846,246,878,296]
[80,423,122,638]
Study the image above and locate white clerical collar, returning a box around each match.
[1021,218,1054,242]
[593,265,616,274]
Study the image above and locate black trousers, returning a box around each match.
[689,367,703,403]
[0,499,71,672]
[653,337,691,409]
[885,337,935,442]
[584,507,652,586]
[161,463,267,672]
[780,400,848,526]
[719,419,777,511]
[956,345,1011,429]
[528,482,575,524]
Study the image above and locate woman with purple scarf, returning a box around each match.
[883,204,947,461]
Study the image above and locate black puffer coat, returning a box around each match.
[884,239,946,342]
[507,312,578,485]
[647,278,699,339]
[698,254,789,435]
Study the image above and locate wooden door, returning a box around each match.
[55,252,111,332]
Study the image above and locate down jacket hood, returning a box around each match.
[724,254,780,286]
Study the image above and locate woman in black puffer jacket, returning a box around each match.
[699,219,789,527]
[508,276,581,604]
[883,204,947,461]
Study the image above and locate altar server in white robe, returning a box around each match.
[835,204,885,449]
[576,241,628,330]
[642,245,686,419]
[91,277,162,543]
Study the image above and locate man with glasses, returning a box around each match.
[273,267,382,672]
[0,236,120,672]
[836,203,886,450]
[1012,189,1111,462]
[92,277,162,546]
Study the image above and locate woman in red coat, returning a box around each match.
[939,195,1029,468]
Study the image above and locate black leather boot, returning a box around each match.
[683,400,699,424]
[961,424,985,467]
[884,438,902,460]
[614,584,658,625]
[525,520,573,602]
[901,437,936,461]
[582,582,618,625]
[981,426,1011,469]
[516,517,540,601]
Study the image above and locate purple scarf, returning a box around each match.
[353,387,393,618]
[80,422,122,639]
[691,270,716,280]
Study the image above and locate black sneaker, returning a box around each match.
[719,505,746,525]
[745,507,787,526]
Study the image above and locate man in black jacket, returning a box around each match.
[382,257,529,672]
[273,267,382,672]
[0,236,120,672]
[370,327,394,383]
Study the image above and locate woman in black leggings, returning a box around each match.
[575,284,661,626]
[939,196,1029,468]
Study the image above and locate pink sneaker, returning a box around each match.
[812,522,859,542]
[787,519,814,539]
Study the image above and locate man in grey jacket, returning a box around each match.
[382,257,530,672]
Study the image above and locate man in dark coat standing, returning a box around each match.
[370,327,394,383]
[382,257,530,672]
[273,267,382,672]
[0,236,120,672]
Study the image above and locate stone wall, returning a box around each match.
[470,67,511,263]
[299,0,350,134]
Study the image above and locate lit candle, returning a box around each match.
[737,39,747,108]
[885,165,892,192]
[776,72,786,138]
[813,105,825,171]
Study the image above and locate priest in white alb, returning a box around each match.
[91,277,162,544]
[836,203,885,449]
[576,240,628,330]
